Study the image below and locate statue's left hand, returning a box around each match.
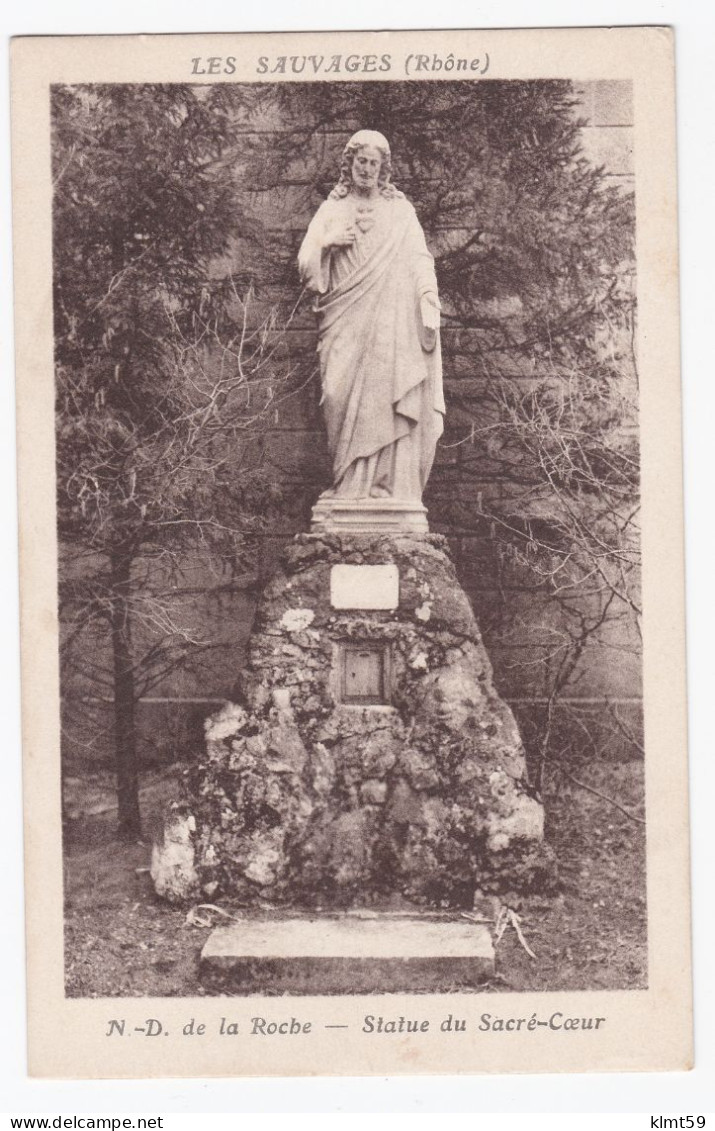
[420,294,441,332]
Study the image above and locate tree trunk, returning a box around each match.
[110,548,141,838]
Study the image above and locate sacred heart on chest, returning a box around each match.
[355,206,376,234]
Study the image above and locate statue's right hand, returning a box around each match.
[323,221,357,249]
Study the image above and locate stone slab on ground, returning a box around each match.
[200,914,495,995]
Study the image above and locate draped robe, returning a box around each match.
[298,192,445,501]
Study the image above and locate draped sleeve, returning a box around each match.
[406,205,440,304]
[297,200,334,296]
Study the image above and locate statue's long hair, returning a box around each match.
[328,133,403,201]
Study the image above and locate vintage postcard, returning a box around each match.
[11,26,690,1078]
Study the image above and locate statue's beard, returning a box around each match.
[352,178,378,197]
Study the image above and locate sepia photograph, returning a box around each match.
[54,76,644,998]
[11,25,690,1080]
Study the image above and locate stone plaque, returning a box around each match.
[330,563,399,609]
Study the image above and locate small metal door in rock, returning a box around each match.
[339,642,390,705]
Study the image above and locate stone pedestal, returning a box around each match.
[311,495,429,534]
[178,533,554,910]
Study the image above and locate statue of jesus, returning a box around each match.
[298,130,445,507]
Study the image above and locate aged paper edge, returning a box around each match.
[11,26,692,1079]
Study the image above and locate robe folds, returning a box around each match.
[298,193,445,501]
